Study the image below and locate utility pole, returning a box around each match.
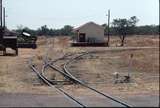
[0,0,2,28]
[3,7,5,28]
[0,0,3,41]
[106,10,110,46]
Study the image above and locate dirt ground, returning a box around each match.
[0,35,159,106]
[67,48,159,96]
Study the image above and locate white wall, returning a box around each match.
[78,23,105,43]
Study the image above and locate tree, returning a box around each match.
[135,25,159,35]
[102,24,108,35]
[112,16,139,46]
[112,18,128,46]
[37,25,50,36]
[61,25,73,36]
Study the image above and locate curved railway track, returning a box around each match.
[63,52,132,107]
[29,51,133,107]
[43,51,132,107]
[28,58,86,107]
[28,38,133,107]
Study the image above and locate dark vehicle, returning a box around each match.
[17,31,37,49]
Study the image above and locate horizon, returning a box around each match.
[3,0,159,30]
[10,23,159,31]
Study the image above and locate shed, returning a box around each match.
[73,22,105,44]
[0,28,18,55]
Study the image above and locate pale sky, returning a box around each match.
[3,0,159,29]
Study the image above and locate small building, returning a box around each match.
[0,28,18,55]
[0,0,18,55]
[72,22,106,46]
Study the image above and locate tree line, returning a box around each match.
[14,16,159,46]
[13,18,159,37]
[104,25,159,36]
[14,25,74,36]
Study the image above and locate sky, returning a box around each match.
[3,0,159,29]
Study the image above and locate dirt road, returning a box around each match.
[0,93,159,107]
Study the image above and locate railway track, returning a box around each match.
[28,38,133,107]
[43,51,133,107]
[28,58,86,107]
[29,51,133,107]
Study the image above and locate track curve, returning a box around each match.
[45,51,133,107]
[28,58,86,107]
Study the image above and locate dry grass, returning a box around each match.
[0,35,159,97]
[68,48,159,97]
[108,35,159,47]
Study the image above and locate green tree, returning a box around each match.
[61,25,73,36]
[135,25,159,35]
[37,25,50,36]
[112,16,139,46]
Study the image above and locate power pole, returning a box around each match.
[159,0,160,36]
[3,7,5,28]
[107,10,110,46]
[0,0,2,28]
[0,0,3,42]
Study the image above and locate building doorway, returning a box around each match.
[79,33,86,42]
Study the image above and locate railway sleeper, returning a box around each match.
[48,80,72,85]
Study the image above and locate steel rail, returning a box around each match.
[49,63,132,107]
[46,52,132,107]
[63,52,133,107]
[28,60,86,108]
[41,63,87,107]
